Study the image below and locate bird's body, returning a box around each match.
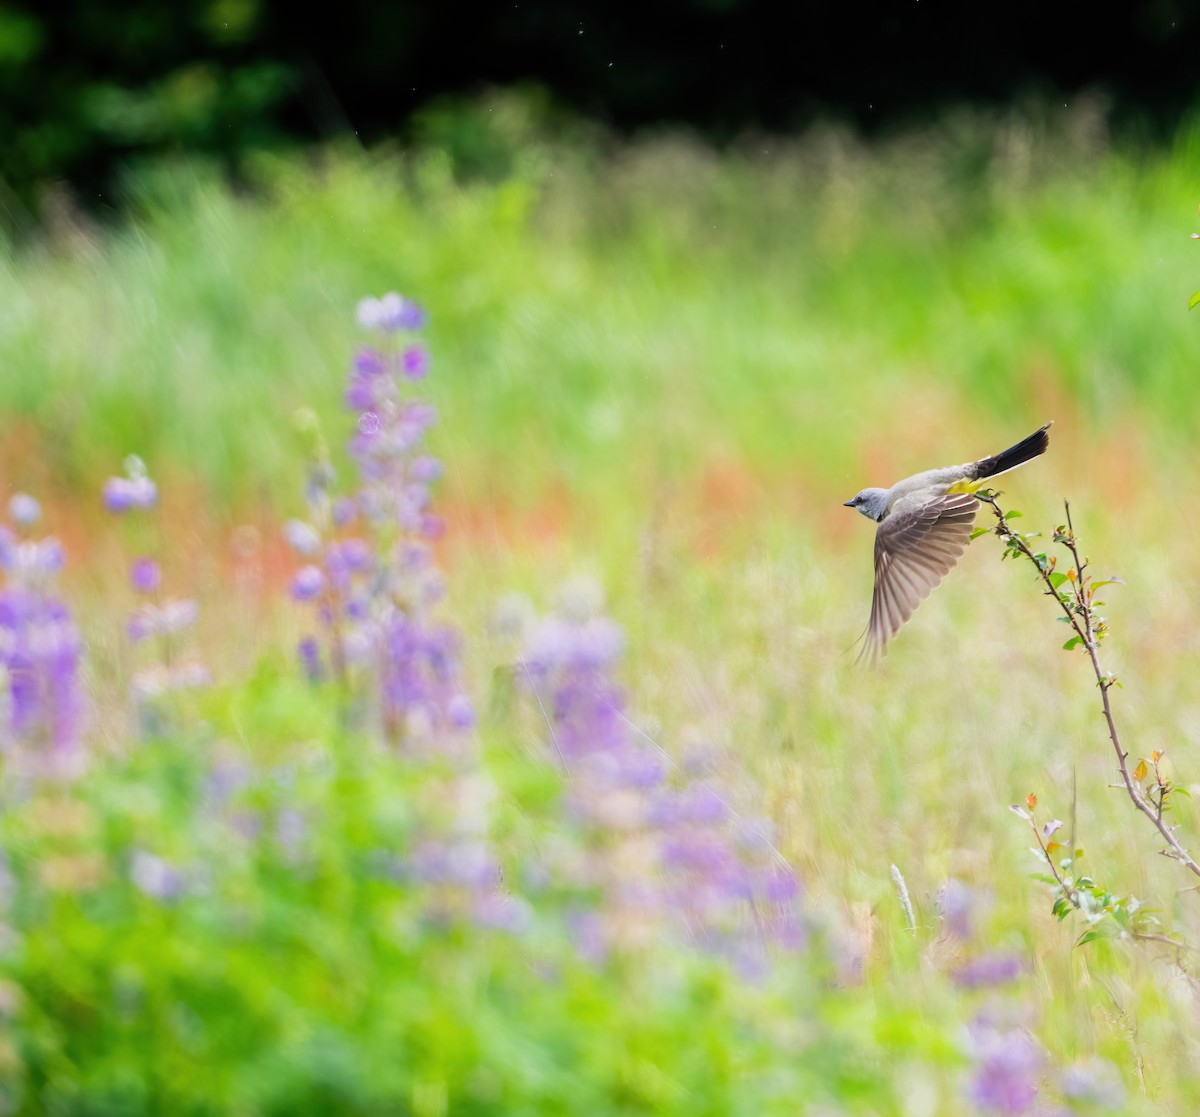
[844,423,1052,660]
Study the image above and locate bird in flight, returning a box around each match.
[843,422,1052,660]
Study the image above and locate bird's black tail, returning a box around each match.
[974,422,1053,481]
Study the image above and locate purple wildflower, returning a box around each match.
[519,586,806,963]
[0,501,85,778]
[130,558,161,595]
[103,476,158,513]
[953,952,1024,989]
[284,520,322,557]
[297,636,322,682]
[289,294,523,938]
[8,494,40,527]
[940,879,976,940]
[356,292,426,333]
[402,344,430,380]
[104,460,208,715]
[291,565,326,602]
[126,598,199,643]
[129,851,186,901]
[103,455,158,514]
[409,455,443,483]
[967,1024,1042,1114]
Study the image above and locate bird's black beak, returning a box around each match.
[842,499,855,508]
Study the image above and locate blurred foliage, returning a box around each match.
[0,663,968,1115]
[4,1,1200,205]
[0,0,293,206]
[0,95,1197,514]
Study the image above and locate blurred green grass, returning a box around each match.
[4,97,1200,1109]
[2,95,1197,513]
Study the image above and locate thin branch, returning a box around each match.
[1028,812,1077,906]
[983,494,1200,881]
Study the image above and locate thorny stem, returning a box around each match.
[984,494,1200,881]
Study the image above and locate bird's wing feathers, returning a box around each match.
[864,492,978,661]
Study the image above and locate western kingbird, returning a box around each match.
[843,422,1052,660]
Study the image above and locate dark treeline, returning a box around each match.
[4,0,1200,204]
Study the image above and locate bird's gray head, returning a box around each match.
[842,487,889,522]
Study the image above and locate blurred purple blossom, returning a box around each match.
[289,294,516,938]
[966,1023,1042,1114]
[127,598,199,643]
[518,586,805,963]
[0,500,86,779]
[953,952,1024,989]
[130,558,161,595]
[130,851,186,901]
[103,475,158,513]
[356,292,425,333]
[284,520,322,556]
[297,636,322,682]
[104,460,209,717]
[402,344,430,380]
[8,494,40,527]
[291,565,326,602]
[940,879,975,940]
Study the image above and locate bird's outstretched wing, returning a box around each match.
[863,492,978,661]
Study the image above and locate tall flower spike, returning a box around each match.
[104,458,208,723]
[518,580,805,965]
[288,294,513,936]
[0,497,85,780]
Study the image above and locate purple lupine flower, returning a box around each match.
[941,879,975,940]
[297,636,322,682]
[104,455,159,514]
[354,346,386,376]
[409,455,443,483]
[447,694,476,730]
[953,952,1023,989]
[126,598,200,643]
[284,520,322,556]
[130,558,161,595]
[290,295,523,939]
[331,498,358,526]
[0,503,86,779]
[129,852,186,901]
[519,587,806,963]
[103,475,158,513]
[402,344,430,380]
[8,494,40,527]
[356,292,426,333]
[105,460,208,713]
[967,1024,1042,1114]
[291,565,326,602]
[474,893,533,934]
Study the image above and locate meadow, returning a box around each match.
[1,93,1199,1112]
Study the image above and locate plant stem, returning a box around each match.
[985,495,1200,881]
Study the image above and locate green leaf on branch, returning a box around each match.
[1063,636,1083,651]
[970,528,989,541]
[1048,572,1068,588]
[1006,510,1023,520]
[1189,288,1200,310]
